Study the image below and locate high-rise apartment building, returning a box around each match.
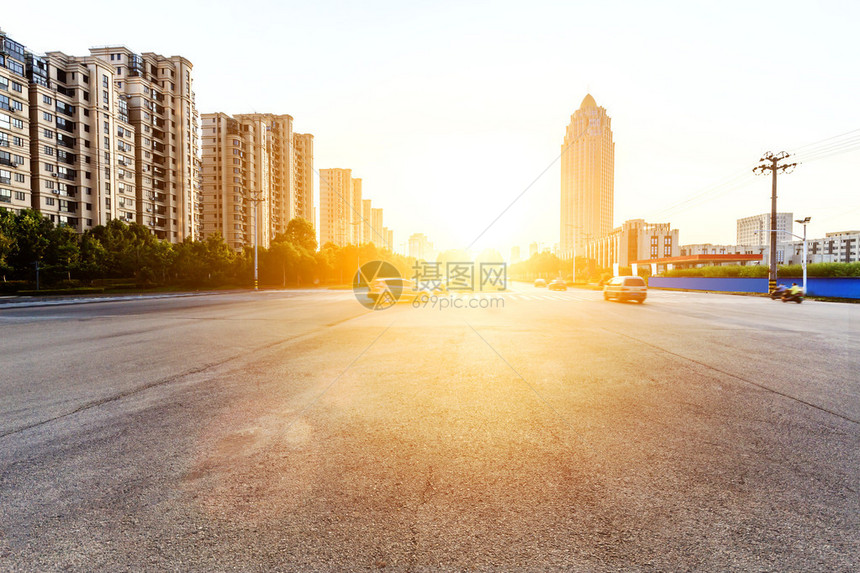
[200,113,273,250]
[361,199,372,246]
[351,177,362,244]
[231,114,292,237]
[560,94,614,257]
[90,47,199,242]
[292,132,314,225]
[28,50,140,232]
[0,32,32,215]
[737,212,793,247]
[200,112,317,250]
[371,207,383,246]
[319,168,353,247]
[385,228,394,251]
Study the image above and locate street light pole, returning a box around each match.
[795,216,811,294]
[253,198,259,291]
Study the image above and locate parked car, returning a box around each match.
[368,278,444,304]
[603,275,647,303]
[548,278,567,291]
[534,278,547,288]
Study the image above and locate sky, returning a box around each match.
[4,0,859,256]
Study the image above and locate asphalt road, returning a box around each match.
[1,287,858,571]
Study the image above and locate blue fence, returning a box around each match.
[648,277,860,299]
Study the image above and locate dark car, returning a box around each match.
[548,278,567,291]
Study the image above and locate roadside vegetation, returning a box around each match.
[663,263,860,278]
[0,209,413,293]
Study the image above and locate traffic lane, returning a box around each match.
[1,293,857,570]
[580,292,860,422]
[462,297,860,570]
[0,309,396,572]
[0,292,369,437]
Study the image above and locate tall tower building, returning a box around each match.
[560,93,614,257]
[292,132,314,226]
[319,167,353,247]
[89,47,200,242]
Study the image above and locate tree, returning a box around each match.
[283,217,318,253]
[8,210,53,279]
[0,208,14,281]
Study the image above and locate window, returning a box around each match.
[44,164,54,172]
[102,75,108,88]
[104,121,109,134]
[43,94,52,104]
[0,169,10,183]
[44,180,55,189]
[43,145,53,156]
[0,188,11,203]
[14,172,24,182]
[0,76,6,91]
[43,128,54,138]
[43,111,53,122]
[45,196,55,206]
[14,191,24,201]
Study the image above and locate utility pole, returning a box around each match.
[753,151,796,293]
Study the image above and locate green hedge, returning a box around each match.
[664,262,860,278]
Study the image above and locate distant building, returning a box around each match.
[319,168,353,247]
[361,199,372,246]
[292,133,314,226]
[587,219,679,268]
[409,233,434,260]
[510,246,521,264]
[737,213,793,247]
[786,230,860,264]
[529,242,538,258]
[561,93,614,258]
[370,208,383,246]
[351,177,362,244]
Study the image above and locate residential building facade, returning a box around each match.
[200,112,272,250]
[319,167,353,247]
[90,47,199,242]
[292,132,314,226]
[0,32,31,215]
[351,177,362,244]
